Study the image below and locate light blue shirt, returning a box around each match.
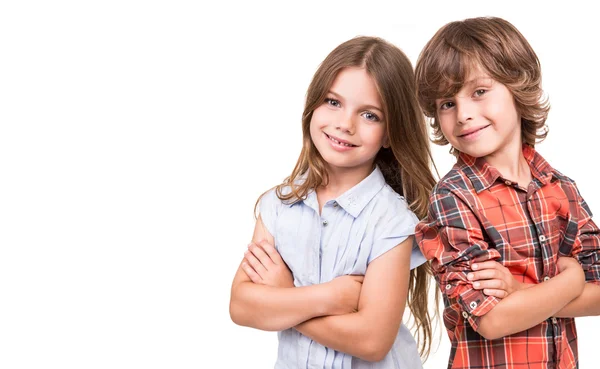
[259,166,426,369]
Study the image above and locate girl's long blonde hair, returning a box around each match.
[261,36,439,359]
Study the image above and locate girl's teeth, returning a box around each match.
[329,135,353,146]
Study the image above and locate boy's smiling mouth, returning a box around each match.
[458,124,491,139]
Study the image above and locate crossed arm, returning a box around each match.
[467,194,600,328]
[229,216,361,331]
[418,191,596,341]
[229,216,412,361]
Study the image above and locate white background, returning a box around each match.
[0,1,598,368]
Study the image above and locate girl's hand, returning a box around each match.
[326,275,364,315]
[242,240,294,288]
[467,261,529,299]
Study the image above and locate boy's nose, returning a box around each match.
[456,100,474,124]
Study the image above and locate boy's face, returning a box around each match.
[435,69,521,160]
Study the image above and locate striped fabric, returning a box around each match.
[415,144,600,369]
[260,166,426,369]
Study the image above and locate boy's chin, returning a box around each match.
[456,147,494,159]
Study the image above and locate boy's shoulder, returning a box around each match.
[548,166,576,185]
[431,162,477,197]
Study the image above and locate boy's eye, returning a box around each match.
[325,98,341,107]
[474,89,487,97]
[439,101,455,110]
[362,111,381,122]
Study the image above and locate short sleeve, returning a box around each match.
[258,188,281,237]
[367,196,420,266]
[415,190,501,331]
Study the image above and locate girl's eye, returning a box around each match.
[474,89,487,97]
[362,111,381,122]
[325,98,341,107]
[439,101,455,110]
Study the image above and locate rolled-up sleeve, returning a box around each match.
[415,190,501,331]
[571,188,600,285]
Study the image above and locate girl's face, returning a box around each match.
[309,67,388,176]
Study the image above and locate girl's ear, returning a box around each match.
[382,135,390,149]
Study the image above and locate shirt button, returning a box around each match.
[539,235,546,242]
[333,202,338,208]
[504,180,512,186]
[446,284,452,290]
[462,311,469,319]
[469,301,478,310]
[543,276,550,282]
[322,220,328,226]
[551,317,558,324]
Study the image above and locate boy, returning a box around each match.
[414,17,600,369]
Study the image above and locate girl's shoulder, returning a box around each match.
[378,184,415,215]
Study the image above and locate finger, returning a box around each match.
[471,261,502,271]
[244,249,268,274]
[241,262,262,284]
[248,243,273,270]
[258,240,283,264]
[482,288,508,299]
[472,279,506,290]
[468,269,500,281]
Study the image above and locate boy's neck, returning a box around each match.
[483,140,532,188]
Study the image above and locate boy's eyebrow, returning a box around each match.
[463,76,494,86]
[327,90,384,113]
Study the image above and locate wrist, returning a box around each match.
[314,282,335,316]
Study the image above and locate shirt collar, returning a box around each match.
[457,144,556,193]
[298,166,387,218]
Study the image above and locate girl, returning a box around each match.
[229,36,437,368]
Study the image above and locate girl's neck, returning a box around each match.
[316,164,375,212]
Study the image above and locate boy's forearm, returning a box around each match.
[295,311,395,362]
[230,282,332,331]
[477,269,584,340]
[554,283,600,317]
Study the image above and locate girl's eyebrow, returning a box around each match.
[327,90,384,113]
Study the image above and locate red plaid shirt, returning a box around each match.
[416,145,600,369]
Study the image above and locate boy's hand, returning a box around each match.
[468,261,529,298]
[242,240,294,288]
[326,275,364,315]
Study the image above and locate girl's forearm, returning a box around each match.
[230,282,333,331]
[295,311,398,362]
